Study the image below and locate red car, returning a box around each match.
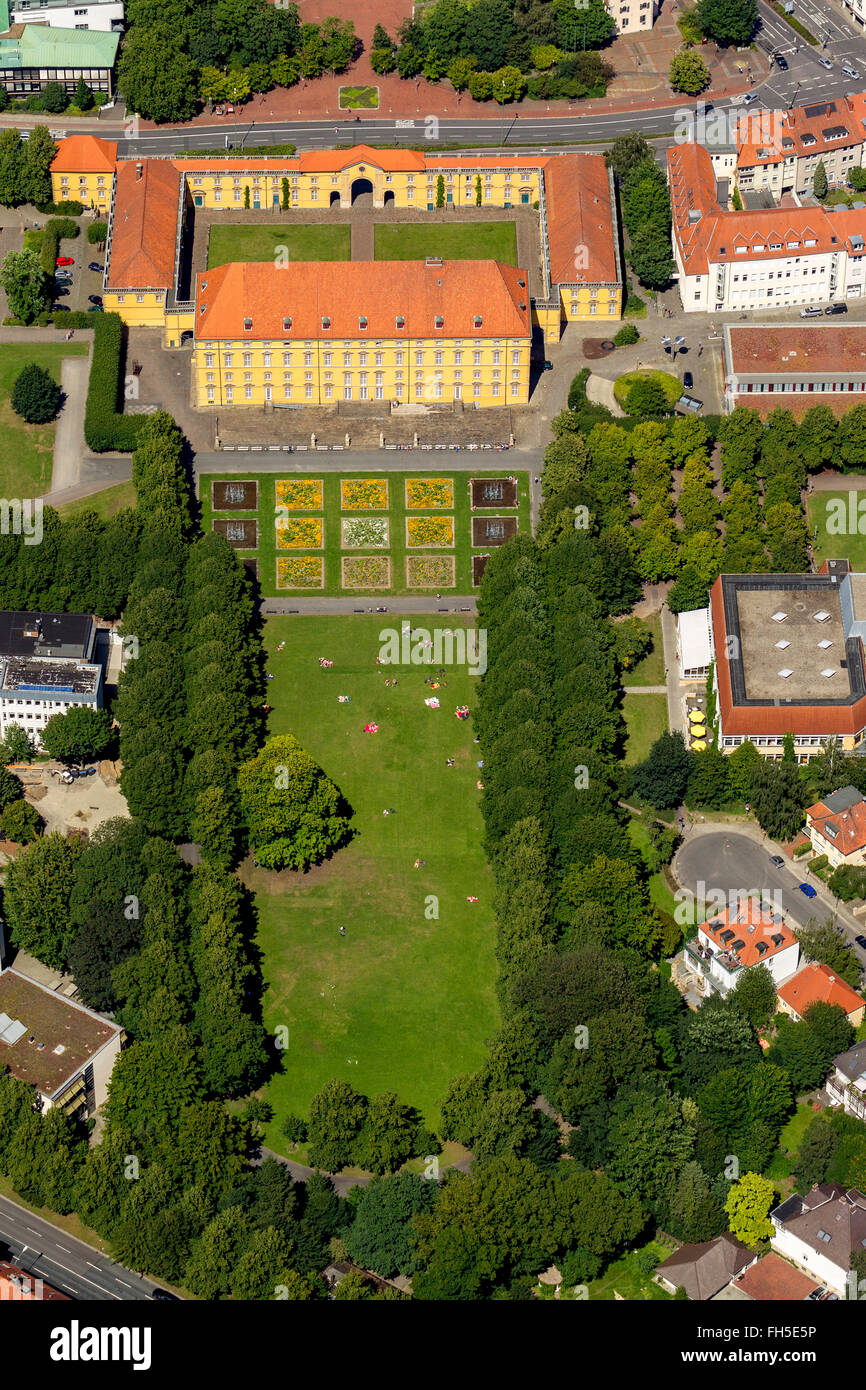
[56,255,74,267]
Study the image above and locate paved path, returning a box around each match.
[194,448,537,475]
[585,373,623,416]
[51,355,90,494]
[660,604,686,737]
[350,219,374,261]
[261,596,478,615]
[623,684,667,694]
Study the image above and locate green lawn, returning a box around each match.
[807,491,866,572]
[207,223,351,269]
[374,222,518,264]
[621,611,665,687]
[339,85,379,109]
[623,692,668,765]
[613,369,682,409]
[0,342,88,497]
[198,470,531,597]
[585,1243,673,1301]
[253,615,499,1145]
[55,481,136,521]
[779,1102,817,1158]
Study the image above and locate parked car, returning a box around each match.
[819,57,834,70]
[87,303,104,313]
[826,303,848,315]
[54,287,69,297]
[682,370,694,389]
[799,882,817,898]
[54,271,72,283]
[775,53,789,70]
[88,294,103,306]
[800,305,823,318]
[769,854,785,868]
[676,394,703,413]
[855,935,866,951]
[88,261,103,273]
[56,255,74,267]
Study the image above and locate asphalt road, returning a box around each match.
[676,830,866,968]
[0,1192,170,1302]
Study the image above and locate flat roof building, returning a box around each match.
[0,21,118,96]
[0,611,101,750]
[723,322,866,417]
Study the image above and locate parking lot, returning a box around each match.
[53,218,104,318]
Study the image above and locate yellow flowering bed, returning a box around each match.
[277,517,323,549]
[406,515,455,548]
[340,478,388,510]
[275,479,323,509]
[406,556,455,588]
[277,557,324,589]
[341,556,391,589]
[405,477,454,509]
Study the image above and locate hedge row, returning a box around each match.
[38,216,79,276]
[36,200,84,216]
[83,311,147,453]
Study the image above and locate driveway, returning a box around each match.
[51,354,91,493]
[674,826,866,967]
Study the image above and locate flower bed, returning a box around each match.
[405,477,454,510]
[277,517,323,549]
[406,515,455,548]
[341,556,391,589]
[275,479,323,509]
[341,516,389,549]
[406,556,456,588]
[277,556,324,589]
[340,478,388,510]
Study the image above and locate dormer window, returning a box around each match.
[473,315,483,328]
[434,316,444,329]
[283,316,292,330]
[322,316,331,329]
[244,317,253,331]
[396,315,405,329]
[359,316,368,330]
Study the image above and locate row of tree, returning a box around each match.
[606,132,675,291]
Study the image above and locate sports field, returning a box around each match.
[199,469,531,596]
[253,614,498,1146]
[207,223,351,268]
[374,222,518,263]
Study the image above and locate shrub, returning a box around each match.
[83,312,147,453]
[36,200,84,216]
[40,82,68,114]
[793,841,813,858]
[614,323,640,346]
[11,362,61,423]
[87,221,108,246]
[809,854,829,871]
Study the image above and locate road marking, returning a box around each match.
[25,1227,40,1235]
[115,1278,132,1288]
[55,1245,72,1254]
[42,1257,122,1299]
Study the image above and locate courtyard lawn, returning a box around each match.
[622,691,668,765]
[0,342,89,497]
[613,370,682,410]
[207,223,351,269]
[374,222,518,265]
[55,481,137,521]
[198,469,531,597]
[621,611,665,687]
[253,615,499,1144]
[807,490,866,573]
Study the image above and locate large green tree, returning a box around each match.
[4,831,83,969]
[237,733,351,871]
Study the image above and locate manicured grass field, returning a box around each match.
[374,222,518,265]
[621,611,665,687]
[807,490,866,572]
[585,1242,673,1301]
[207,223,351,268]
[253,615,499,1145]
[339,85,379,109]
[198,469,531,596]
[55,481,137,521]
[0,342,88,497]
[622,691,668,765]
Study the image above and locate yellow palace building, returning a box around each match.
[51,137,623,406]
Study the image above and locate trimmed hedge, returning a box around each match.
[36,200,84,216]
[38,216,79,276]
[84,311,147,453]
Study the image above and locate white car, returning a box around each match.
[800,305,823,318]
[819,57,833,70]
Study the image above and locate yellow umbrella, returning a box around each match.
[688,709,706,723]
[691,738,708,751]
[690,722,707,735]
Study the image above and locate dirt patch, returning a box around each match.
[471,477,517,509]
[583,338,617,360]
[214,517,259,548]
[472,516,517,547]
[26,784,47,801]
[472,554,490,586]
[213,479,258,510]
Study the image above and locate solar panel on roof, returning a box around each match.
[804,102,837,117]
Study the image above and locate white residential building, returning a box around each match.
[604,0,657,32]
[0,611,102,750]
[770,1186,866,1296]
[681,900,800,1001]
[5,0,124,31]
[826,1040,866,1122]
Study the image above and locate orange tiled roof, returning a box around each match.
[777,962,864,1019]
[51,133,117,174]
[726,324,866,377]
[297,144,426,173]
[543,153,619,289]
[737,96,866,169]
[170,149,548,176]
[107,159,181,290]
[698,901,796,968]
[733,1253,820,1301]
[807,798,866,854]
[194,259,532,341]
[0,1261,70,1302]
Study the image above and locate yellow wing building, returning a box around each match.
[51,137,623,408]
